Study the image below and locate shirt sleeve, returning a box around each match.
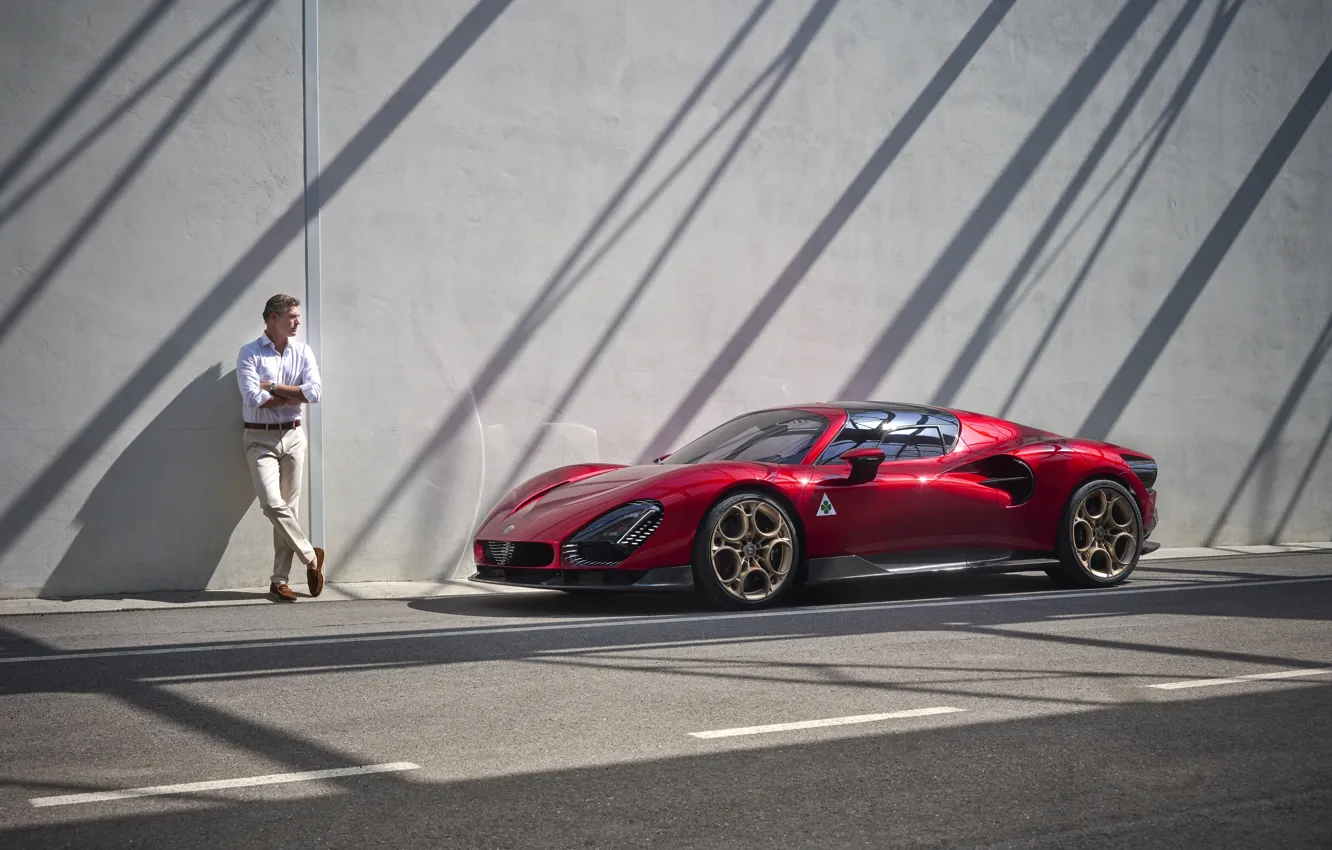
[298,345,322,404]
[236,345,272,408]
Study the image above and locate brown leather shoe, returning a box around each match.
[270,582,298,602]
[307,547,325,597]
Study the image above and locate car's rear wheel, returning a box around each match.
[1047,479,1143,588]
[691,490,801,610]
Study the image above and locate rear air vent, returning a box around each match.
[1121,455,1158,489]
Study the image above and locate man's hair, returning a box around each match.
[263,294,301,321]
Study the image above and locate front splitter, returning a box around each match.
[470,565,694,592]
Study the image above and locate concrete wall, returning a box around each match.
[2,0,1330,598]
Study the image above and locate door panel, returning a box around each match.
[802,465,924,557]
[798,408,1019,558]
[801,454,1007,559]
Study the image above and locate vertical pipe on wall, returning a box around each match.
[303,0,324,545]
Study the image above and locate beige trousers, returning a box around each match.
[243,426,316,583]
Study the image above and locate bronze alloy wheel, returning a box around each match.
[709,498,795,602]
[1071,486,1138,579]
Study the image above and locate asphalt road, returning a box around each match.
[1,553,1329,848]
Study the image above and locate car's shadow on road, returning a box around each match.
[408,552,1332,620]
[407,570,1062,619]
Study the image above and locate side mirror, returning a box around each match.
[841,447,885,484]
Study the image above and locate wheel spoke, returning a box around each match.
[744,562,774,598]
[758,539,793,579]
[1082,491,1108,521]
[1108,531,1136,566]
[711,542,743,583]
[1073,519,1095,553]
[1108,496,1133,529]
[1077,541,1099,570]
[752,504,782,539]
[1087,544,1114,577]
[717,505,749,542]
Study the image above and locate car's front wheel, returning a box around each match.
[691,490,801,610]
[1047,478,1143,588]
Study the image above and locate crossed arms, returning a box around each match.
[236,344,322,412]
[261,383,307,408]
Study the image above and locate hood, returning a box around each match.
[476,463,684,541]
[475,460,772,542]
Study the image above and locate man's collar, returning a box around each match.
[258,332,291,351]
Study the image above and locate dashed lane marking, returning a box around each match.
[689,706,965,739]
[29,762,420,808]
[1149,667,1332,690]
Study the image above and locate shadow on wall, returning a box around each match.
[41,365,255,598]
[0,0,511,565]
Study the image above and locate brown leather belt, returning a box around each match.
[244,420,301,430]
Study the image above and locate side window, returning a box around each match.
[881,425,945,460]
[815,411,893,464]
[889,408,959,454]
[928,412,960,451]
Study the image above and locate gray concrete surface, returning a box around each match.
[0,551,1328,847]
[2,0,1331,598]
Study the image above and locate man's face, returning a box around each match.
[267,307,301,339]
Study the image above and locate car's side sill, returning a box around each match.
[804,550,1060,586]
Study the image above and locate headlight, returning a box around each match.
[562,500,663,566]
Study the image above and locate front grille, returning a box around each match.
[479,540,554,567]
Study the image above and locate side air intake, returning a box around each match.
[964,455,1036,506]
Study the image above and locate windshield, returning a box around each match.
[662,410,830,465]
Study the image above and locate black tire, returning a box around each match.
[1048,478,1143,588]
[691,489,802,610]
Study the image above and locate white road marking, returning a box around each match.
[28,762,420,808]
[689,706,965,739]
[3,575,1329,666]
[1149,667,1332,690]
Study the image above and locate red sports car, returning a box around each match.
[470,402,1159,609]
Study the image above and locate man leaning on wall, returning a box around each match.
[236,293,326,602]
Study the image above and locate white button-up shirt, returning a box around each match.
[236,333,322,424]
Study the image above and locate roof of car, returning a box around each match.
[738,401,961,422]
[818,400,955,415]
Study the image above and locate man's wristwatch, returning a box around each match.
[266,381,277,392]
